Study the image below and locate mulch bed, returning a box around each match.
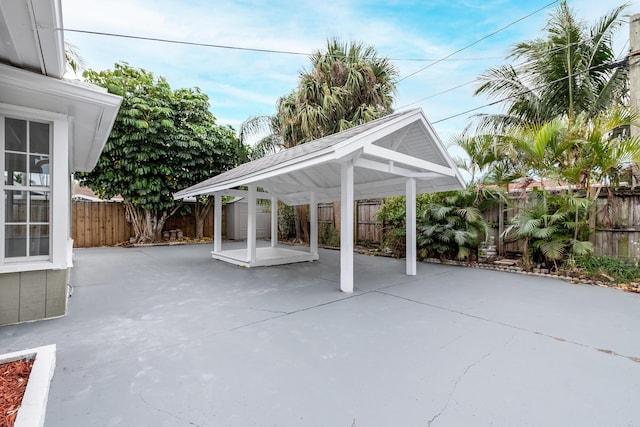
[1,358,34,427]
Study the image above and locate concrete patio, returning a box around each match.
[1,243,639,426]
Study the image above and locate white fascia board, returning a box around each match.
[174,150,337,199]
[31,0,66,78]
[362,145,456,177]
[354,158,440,179]
[0,63,121,107]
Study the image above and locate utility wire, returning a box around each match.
[59,28,502,62]
[397,34,624,109]
[396,0,560,83]
[429,57,627,125]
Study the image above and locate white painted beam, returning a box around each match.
[310,192,318,256]
[247,185,257,262]
[354,157,440,179]
[271,197,278,248]
[362,145,456,177]
[406,178,417,276]
[214,194,222,253]
[340,162,354,293]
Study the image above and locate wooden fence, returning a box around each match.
[72,201,131,248]
[72,200,382,248]
[317,200,383,245]
[482,189,640,260]
[72,191,640,260]
[71,201,225,248]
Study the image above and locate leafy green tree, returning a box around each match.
[79,63,245,242]
[475,1,628,131]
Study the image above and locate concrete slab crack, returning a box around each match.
[426,350,493,426]
[138,394,206,426]
[377,290,640,365]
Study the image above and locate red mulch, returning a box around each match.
[0,358,34,427]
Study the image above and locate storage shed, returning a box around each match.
[225,197,272,240]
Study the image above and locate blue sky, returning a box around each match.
[61,0,635,147]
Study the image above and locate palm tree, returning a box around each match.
[502,190,592,269]
[474,1,628,132]
[241,38,398,153]
[417,187,501,261]
[240,38,398,240]
[450,133,497,185]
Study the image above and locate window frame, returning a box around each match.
[1,114,53,264]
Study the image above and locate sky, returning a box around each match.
[60,0,636,149]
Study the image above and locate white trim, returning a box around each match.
[0,261,68,274]
[270,197,278,248]
[214,194,222,253]
[340,162,354,293]
[406,178,417,276]
[362,145,456,177]
[354,157,441,178]
[247,185,256,262]
[51,118,69,267]
[310,192,318,256]
[0,103,67,122]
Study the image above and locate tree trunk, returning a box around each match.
[124,202,180,243]
[194,197,214,240]
[294,205,310,242]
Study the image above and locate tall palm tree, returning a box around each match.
[240,38,398,154]
[240,38,398,240]
[474,1,628,132]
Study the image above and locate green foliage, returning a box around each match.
[277,39,398,147]
[503,190,592,268]
[240,38,398,154]
[78,63,247,241]
[475,1,628,131]
[377,187,501,260]
[571,255,640,283]
[319,223,340,247]
[417,188,496,260]
[278,202,296,239]
[376,194,430,257]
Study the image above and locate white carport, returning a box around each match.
[174,108,465,292]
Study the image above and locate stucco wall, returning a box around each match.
[0,269,67,326]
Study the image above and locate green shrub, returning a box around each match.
[571,255,640,283]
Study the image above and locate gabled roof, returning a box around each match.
[0,0,122,172]
[175,109,465,205]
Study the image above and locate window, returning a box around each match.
[3,117,51,260]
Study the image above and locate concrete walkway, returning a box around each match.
[1,243,640,426]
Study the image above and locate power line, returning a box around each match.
[396,0,560,83]
[60,28,311,56]
[59,28,503,62]
[397,34,623,109]
[429,57,627,125]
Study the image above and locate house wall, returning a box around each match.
[0,269,67,326]
[0,104,72,325]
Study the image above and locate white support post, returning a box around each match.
[310,192,318,256]
[340,162,354,293]
[247,185,257,262]
[406,178,417,276]
[271,197,278,248]
[214,194,222,253]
